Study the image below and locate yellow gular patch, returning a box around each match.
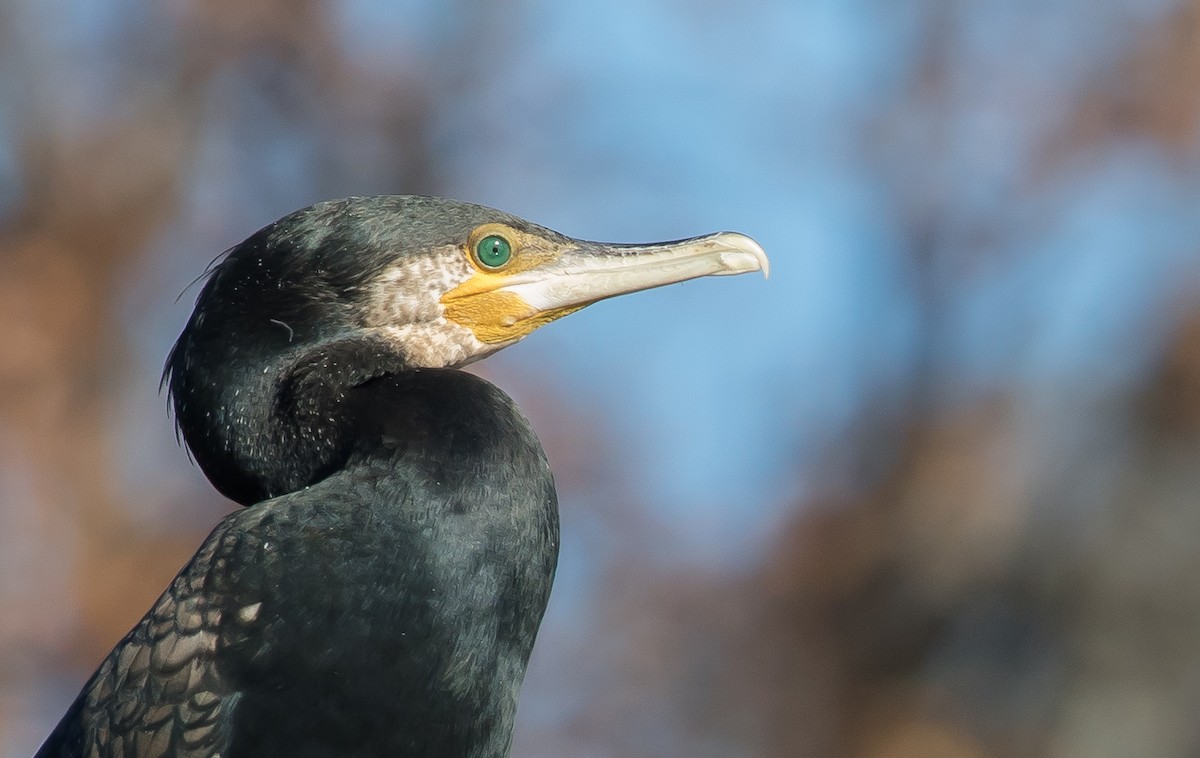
[442,288,587,344]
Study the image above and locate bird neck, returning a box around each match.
[174,334,408,504]
[224,368,560,757]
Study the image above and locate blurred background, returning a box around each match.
[2,0,1200,755]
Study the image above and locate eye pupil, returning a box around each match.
[475,235,512,268]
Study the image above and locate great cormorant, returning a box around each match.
[36,195,767,757]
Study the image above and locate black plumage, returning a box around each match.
[36,196,766,757]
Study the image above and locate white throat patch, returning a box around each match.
[360,248,495,368]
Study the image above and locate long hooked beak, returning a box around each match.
[497,232,769,313]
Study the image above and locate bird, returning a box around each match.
[36,195,768,757]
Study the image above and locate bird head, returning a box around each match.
[166,195,767,504]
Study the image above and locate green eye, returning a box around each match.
[475,235,512,269]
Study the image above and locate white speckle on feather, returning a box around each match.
[237,602,263,623]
